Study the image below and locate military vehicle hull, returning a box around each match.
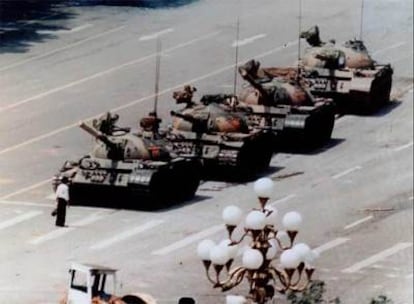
[242,101,336,150]
[54,156,200,207]
[303,64,393,113]
[166,130,274,179]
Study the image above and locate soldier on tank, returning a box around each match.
[173,85,197,108]
[139,111,162,139]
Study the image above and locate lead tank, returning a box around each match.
[53,112,201,206]
[237,59,336,150]
[166,86,274,178]
[298,25,393,113]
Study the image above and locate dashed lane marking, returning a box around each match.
[332,166,362,179]
[342,242,413,273]
[313,238,350,255]
[0,199,51,208]
[232,34,267,47]
[90,220,164,250]
[0,179,51,200]
[139,28,174,41]
[372,41,407,56]
[344,215,373,230]
[28,211,109,245]
[0,26,125,72]
[394,141,413,152]
[270,194,296,207]
[0,38,296,159]
[0,30,220,114]
[0,211,43,231]
[152,224,223,256]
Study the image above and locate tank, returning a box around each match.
[298,25,393,113]
[166,86,274,178]
[53,112,201,206]
[236,59,336,150]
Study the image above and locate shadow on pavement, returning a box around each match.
[276,137,346,155]
[69,193,211,211]
[0,1,75,53]
[69,0,199,8]
[0,0,199,54]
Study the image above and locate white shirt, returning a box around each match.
[56,183,69,201]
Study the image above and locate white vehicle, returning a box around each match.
[62,262,156,304]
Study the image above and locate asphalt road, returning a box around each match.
[0,0,413,303]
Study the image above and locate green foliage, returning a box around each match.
[369,295,393,304]
[286,280,393,304]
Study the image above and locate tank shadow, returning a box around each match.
[68,192,211,211]
[338,99,402,117]
[274,138,345,155]
[201,165,284,183]
[70,0,199,8]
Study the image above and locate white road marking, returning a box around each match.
[46,193,55,200]
[394,141,413,152]
[37,23,93,35]
[139,28,174,41]
[0,26,125,72]
[28,211,109,245]
[0,199,51,208]
[313,238,350,255]
[0,211,43,231]
[0,30,220,114]
[152,224,223,256]
[0,178,51,200]
[372,41,407,56]
[232,34,267,47]
[0,38,297,160]
[344,215,373,230]
[270,194,296,207]
[90,220,164,250]
[409,196,413,201]
[406,273,413,279]
[342,242,413,273]
[332,166,362,179]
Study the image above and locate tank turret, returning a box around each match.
[238,60,313,107]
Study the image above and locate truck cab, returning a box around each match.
[67,262,117,304]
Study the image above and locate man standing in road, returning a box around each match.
[54,176,70,227]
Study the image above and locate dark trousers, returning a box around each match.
[55,198,67,227]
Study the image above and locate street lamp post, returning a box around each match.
[197,178,318,304]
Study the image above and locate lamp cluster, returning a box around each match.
[197,178,318,304]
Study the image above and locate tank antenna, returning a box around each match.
[297,0,302,80]
[359,0,364,40]
[233,8,241,96]
[153,37,161,116]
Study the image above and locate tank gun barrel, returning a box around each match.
[170,111,208,134]
[79,121,116,148]
[238,66,270,102]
